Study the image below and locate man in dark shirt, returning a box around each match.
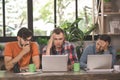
[80,35,116,69]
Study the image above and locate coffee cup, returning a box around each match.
[29,64,36,72]
[73,62,80,72]
[114,65,120,71]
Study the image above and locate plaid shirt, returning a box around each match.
[42,41,78,65]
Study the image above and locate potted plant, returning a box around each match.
[36,37,49,53]
[36,37,48,45]
[60,18,97,59]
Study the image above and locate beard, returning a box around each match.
[56,46,62,49]
[54,44,63,51]
[19,39,29,47]
[19,39,23,47]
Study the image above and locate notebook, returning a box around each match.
[42,55,68,71]
[86,55,113,72]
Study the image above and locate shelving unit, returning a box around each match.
[93,0,120,35]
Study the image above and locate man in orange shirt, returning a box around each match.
[4,27,40,72]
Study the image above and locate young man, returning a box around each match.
[80,35,116,69]
[42,27,78,71]
[4,27,40,72]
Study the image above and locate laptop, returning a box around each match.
[86,55,113,72]
[42,54,68,72]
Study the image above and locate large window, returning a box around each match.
[0,0,93,37]
[0,0,27,37]
[33,0,54,36]
[33,0,76,36]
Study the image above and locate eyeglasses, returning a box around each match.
[23,39,32,42]
[22,37,32,42]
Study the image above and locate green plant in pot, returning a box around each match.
[36,37,49,53]
[36,37,48,45]
[60,18,97,59]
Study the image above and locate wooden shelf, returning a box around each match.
[93,0,120,34]
[100,33,120,36]
[104,12,120,15]
[99,12,120,16]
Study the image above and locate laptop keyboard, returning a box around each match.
[86,69,114,73]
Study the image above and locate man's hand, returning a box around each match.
[22,44,31,55]
[48,34,54,48]
[100,41,109,51]
[46,34,55,55]
[67,64,73,71]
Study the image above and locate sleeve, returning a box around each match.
[80,45,93,69]
[104,46,116,66]
[31,42,40,56]
[70,43,78,64]
[4,43,13,57]
[111,47,116,66]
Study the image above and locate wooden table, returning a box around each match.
[0,70,120,80]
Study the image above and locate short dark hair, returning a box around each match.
[98,35,111,44]
[52,27,64,34]
[17,27,33,39]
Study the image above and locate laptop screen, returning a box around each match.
[87,55,112,70]
[42,55,68,71]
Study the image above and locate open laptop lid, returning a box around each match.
[42,54,68,71]
[87,55,112,70]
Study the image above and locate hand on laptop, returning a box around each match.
[84,68,90,71]
[67,65,73,71]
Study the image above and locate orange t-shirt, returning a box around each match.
[4,41,39,68]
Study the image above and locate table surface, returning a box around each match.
[0,70,120,80]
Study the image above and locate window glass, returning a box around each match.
[78,0,93,32]
[5,0,27,36]
[33,0,54,36]
[56,0,75,26]
[0,0,3,36]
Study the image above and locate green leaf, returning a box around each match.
[84,23,97,36]
[70,18,83,27]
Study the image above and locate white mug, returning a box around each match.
[114,65,120,71]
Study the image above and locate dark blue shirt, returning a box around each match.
[80,43,116,69]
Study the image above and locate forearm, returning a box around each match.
[80,61,87,69]
[33,56,40,69]
[46,36,53,55]
[46,47,51,55]
[5,51,25,70]
[46,41,52,55]
[35,63,40,69]
[80,52,88,69]
[112,49,116,66]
